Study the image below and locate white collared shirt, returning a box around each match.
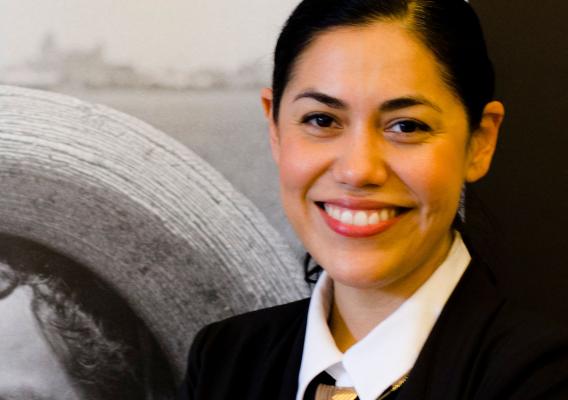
[296,233,471,400]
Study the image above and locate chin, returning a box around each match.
[319,252,410,290]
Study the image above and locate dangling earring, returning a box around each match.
[458,185,466,223]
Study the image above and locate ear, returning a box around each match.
[260,87,281,165]
[465,101,505,182]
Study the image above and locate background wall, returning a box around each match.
[471,0,567,315]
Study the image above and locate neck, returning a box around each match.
[329,233,454,352]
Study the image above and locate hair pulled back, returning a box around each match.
[272,0,494,131]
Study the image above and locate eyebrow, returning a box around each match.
[380,96,442,113]
[293,91,346,109]
[293,90,442,113]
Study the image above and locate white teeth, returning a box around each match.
[368,212,379,225]
[323,203,398,226]
[332,207,341,220]
[353,211,368,226]
[340,210,353,225]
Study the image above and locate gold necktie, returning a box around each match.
[315,384,358,400]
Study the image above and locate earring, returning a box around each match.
[458,185,466,223]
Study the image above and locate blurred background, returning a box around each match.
[0,0,303,256]
[0,0,566,314]
[472,0,567,317]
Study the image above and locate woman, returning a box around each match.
[179,0,568,399]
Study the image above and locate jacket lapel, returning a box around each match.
[397,259,505,400]
[242,258,503,400]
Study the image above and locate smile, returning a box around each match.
[317,201,406,238]
[324,204,398,226]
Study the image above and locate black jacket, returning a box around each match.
[179,260,568,399]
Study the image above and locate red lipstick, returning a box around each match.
[318,200,403,238]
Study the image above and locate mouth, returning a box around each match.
[315,201,409,238]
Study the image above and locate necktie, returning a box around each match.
[311,373,408,400]
[315,384,358,400]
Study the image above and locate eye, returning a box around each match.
[301,113,339,129]
[387,120,432,134]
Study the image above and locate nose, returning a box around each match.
[332,126,388,189]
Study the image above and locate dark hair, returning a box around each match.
[271,0,494,131]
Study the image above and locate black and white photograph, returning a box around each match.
[0,1,308,397]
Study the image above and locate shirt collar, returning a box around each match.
[296,233,471,400]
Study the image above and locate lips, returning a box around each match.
[317,200,406,238]
[324,203,397,226]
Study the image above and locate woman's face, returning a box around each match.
[263,22,501,290]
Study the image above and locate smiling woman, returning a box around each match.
[264,21,500,296]
[178,1,568,399]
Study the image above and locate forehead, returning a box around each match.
[0,287,81,399]
[286,21,452,103]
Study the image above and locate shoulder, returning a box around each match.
[179,299,310,399]
[485,300,568,366]
[196,298,311,346]
[188,299,310,368]
[491,299,568,342]
[463,259,568,397]
[475,299,568,398]
[408,259,568,399]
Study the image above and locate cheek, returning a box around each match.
[278,136,328,195]
[394,144,467,211]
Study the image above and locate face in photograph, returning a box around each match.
[0,254,175,400]
[0,285,83,400]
